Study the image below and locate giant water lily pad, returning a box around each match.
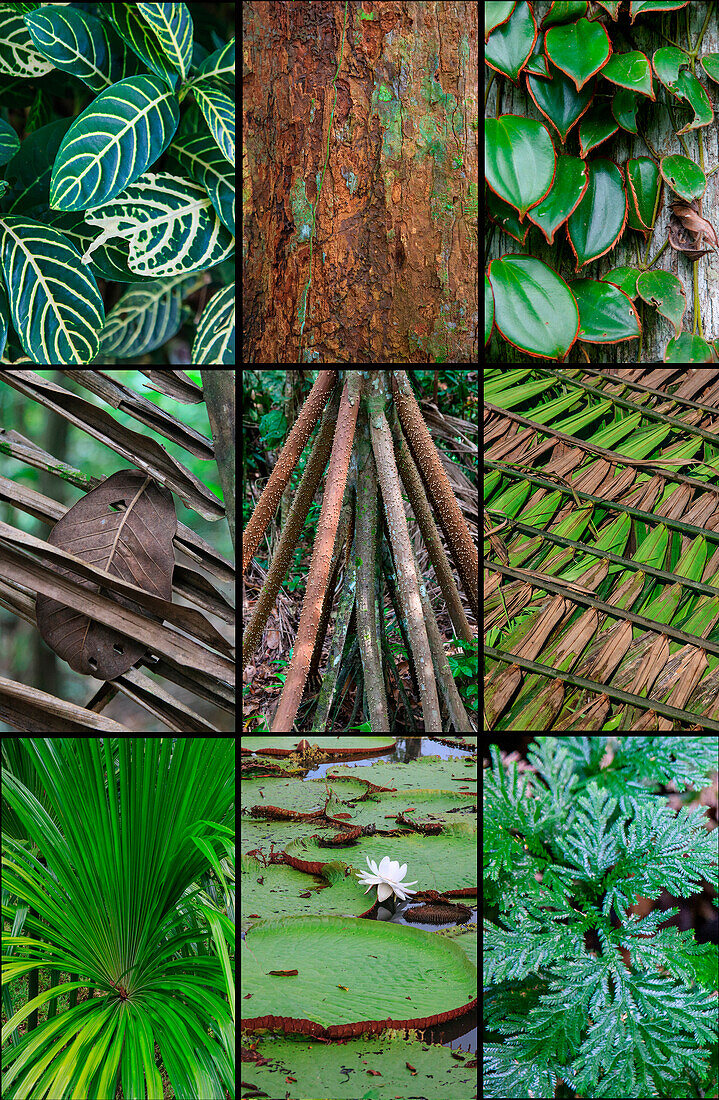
[241,1029,477,1100]
[241,854,378,933]
[285,820,476,893]
[241,915,477,1036]
[241,774,331,816]
[325,754,477,792]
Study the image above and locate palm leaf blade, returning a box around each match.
[485,369,719,732]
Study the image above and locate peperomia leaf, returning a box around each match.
[569,278,641,345]
[544,18,612,92]
[485,1,537,84]
[567,158,627,270]
[660,154,705,201]
[487,190,531,244]
[485,274,494,346]
[49,74,180,212]
[701,53,719,84]
[526,155,588,245]
[526,57,594,143]
[601,267,643,298]
[672,70,714,134]
[485,115,555,219]
[611,87,641,132]
[600,51,655,98]
[485,1,515,42]
[636,270,686,337]
[664,333,715,362]
[578,105,619,157]
[653,45,693,92]
[625,156,662,231]
[488,254,580,361]
[486,0,714,365]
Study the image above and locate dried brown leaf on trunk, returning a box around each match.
[668,198,718,260]
[36,470,176,680]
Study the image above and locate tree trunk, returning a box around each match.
[486,1,719,364]
[242,370,478,732]
[243,0,479,364]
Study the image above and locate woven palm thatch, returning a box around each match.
[484,368,719,732]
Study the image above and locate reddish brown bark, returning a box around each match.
[243,1,478,363]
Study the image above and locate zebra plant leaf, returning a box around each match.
[0,4,54,78]
[0,6,234,365]
[196,37,235,84]
[81,172,234,277]
[192,282,235,365]
[192,84,235,166]
[134,1,193,81]
[49,74,180,212]
[99,274,195,358]
[168,107,235,234]
[0,216,105,364]
[107,1,192,89]
[0,118,21,165]
[23,7,144,93]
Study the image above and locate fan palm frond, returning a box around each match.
[484,368,719,732]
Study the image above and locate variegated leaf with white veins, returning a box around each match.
[0,216,105,364]
[50,74,180,212]
[81,172,234,277]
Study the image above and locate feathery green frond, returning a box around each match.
[484,736,718,1100]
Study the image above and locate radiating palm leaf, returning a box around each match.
[484,368,719,732]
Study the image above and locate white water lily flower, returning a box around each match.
[356,855,418,903]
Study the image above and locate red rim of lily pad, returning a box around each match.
[241,915,478,1038]
[240,736,396,758]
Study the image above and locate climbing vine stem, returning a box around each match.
[298,0,349,362]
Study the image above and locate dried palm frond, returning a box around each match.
[484,368,719,732]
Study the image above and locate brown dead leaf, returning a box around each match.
[668,198,718,260]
